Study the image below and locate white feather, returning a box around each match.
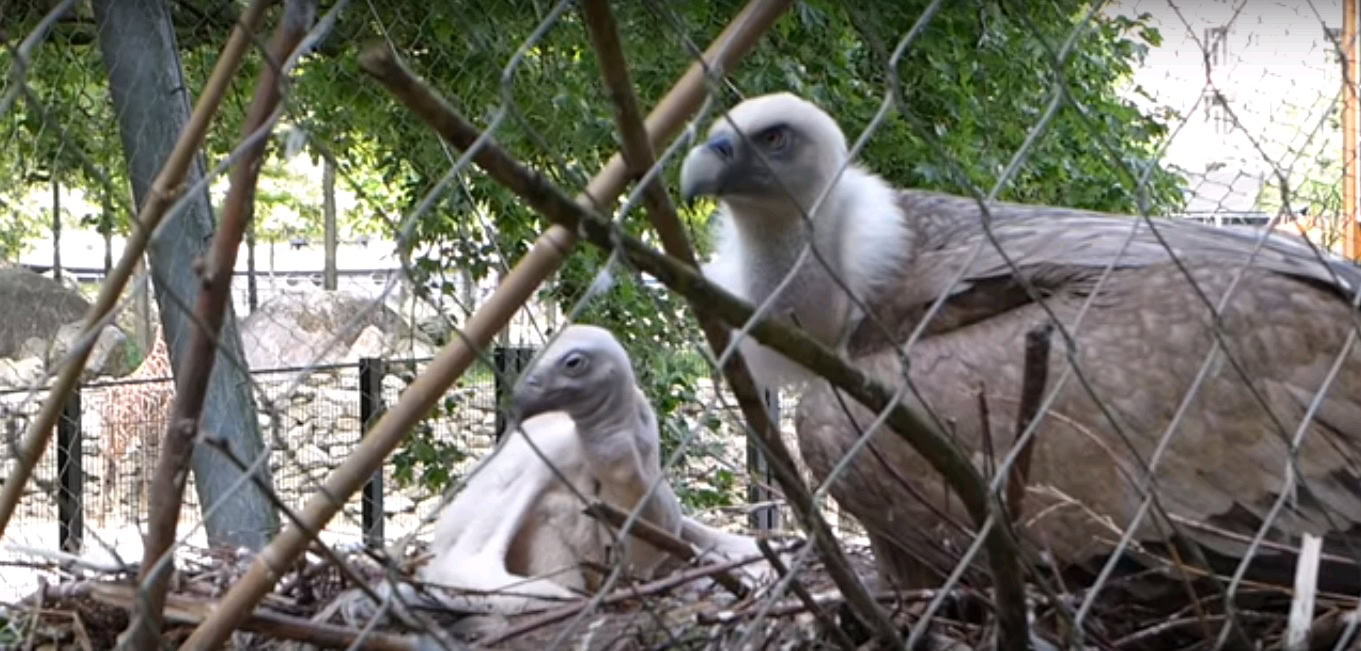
[702,163,909,393]
[833,165,914,329]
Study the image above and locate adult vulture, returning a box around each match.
[680,92,1361,591]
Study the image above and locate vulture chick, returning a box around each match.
[419,324,776,614]
[682,91,1361,591]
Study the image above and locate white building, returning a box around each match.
[1109,0,1346,247]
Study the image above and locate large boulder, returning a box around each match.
[48,322,134,379]
[0,356,45,388]
[0,267,89,359]
[240,286,431,370]
[342,325,387,364]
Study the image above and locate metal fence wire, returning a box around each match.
[4,0,1361,650]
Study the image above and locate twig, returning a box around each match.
[582,501,748,599]
[179,5,792,648]
[23,576,46,650]
[756,537,858,651]
[0,0,272,544]
[91,583,422,651]
[575,1,901,645]
[977,383,995,481]
[35,579,95,604]
[3,544,128,574]
[201,435,394,619]
[699,588,955,623]
[1110,610,1282,648]
[1005,323,1053,520]
[123,4,319,648]
[358,40,1029,651]
[479,550,786,647]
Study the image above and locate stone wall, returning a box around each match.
[0,363,846,552]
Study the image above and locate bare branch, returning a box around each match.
[582,501,747,599]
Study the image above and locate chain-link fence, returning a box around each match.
[4,0,1361,649]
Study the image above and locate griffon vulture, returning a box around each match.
[681,92,1361,591]
[418,324,775,614]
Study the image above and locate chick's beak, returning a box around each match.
[679,133,736,204]
[508,374,551,427]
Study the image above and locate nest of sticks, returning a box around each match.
[5,528,1361,651]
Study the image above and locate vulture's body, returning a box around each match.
[804,192,1361,588]
[682,92,1361,591]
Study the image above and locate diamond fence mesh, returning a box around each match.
[2,0,1361,649]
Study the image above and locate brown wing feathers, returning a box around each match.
[807,189,1361,588]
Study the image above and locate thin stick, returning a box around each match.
[178,4,791,648]
[91,583,421,651]
[121,3,319,648]
[0,0,273,543]
[358,41,1029,650]
[479,551,785,647]
[1005,323,1053,520]
[582,501,748,598]
[756,537,858,650]
[575,1,901,645]
[701,588,952,623]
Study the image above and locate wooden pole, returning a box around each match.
[1344,0,1358,259]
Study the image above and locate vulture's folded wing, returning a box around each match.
[851,190,1361,354]
[813,193,1361,589]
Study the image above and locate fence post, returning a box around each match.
[493,346,537,441]
[747,388,782,531]
[358,358,384,550]
[57,387,83,553]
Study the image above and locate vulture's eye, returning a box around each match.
[759,126,788,151]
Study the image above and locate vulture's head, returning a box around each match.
[509,324,636,425]
[679,92,850,217]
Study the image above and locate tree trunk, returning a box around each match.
[246,219,258,312]
[322,158,337,291]
[50,174,60,282]
[92,0,279,550]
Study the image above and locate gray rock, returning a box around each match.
[343,325,387,363]
[0,267,90,359]
[384,495,415,515]
[285,421,316,444]
[0,356,45,387]
[415,314,452,345]
[48,321,132,379]
[239,286,430,371]
[19,337,47,361]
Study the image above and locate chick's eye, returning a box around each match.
[562,353,585,371]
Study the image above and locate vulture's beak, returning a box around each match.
[679,133,736,203]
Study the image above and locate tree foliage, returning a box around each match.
[2,1,1186,501]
